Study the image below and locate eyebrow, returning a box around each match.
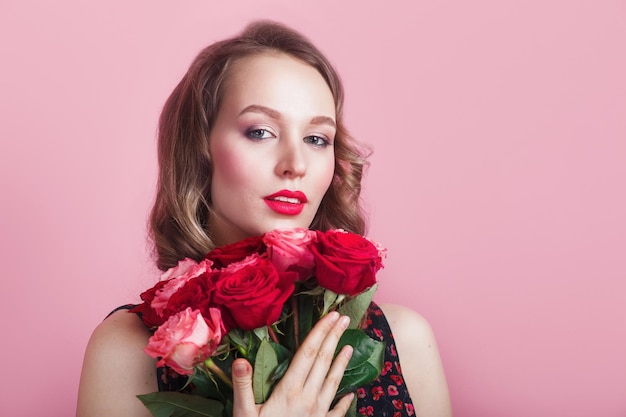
[238,104,336,129]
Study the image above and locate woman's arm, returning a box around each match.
[380,303,453,417]
[77,309,158,417]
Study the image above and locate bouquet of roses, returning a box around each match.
[132,228,386,417]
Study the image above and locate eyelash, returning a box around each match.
[245,128,331,148]
[246,128,275,140]
[304,135,331,148]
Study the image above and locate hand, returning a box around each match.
[231,311,354,417]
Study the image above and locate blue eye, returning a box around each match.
[304,135,330,147]
[246,128,274,140]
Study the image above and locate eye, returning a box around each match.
[246,128,275,140]
[304,135,331,148]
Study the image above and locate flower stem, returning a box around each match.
[205,359,233,389]
[268,326,280,345]
[292,296,300,349]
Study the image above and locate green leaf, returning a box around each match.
[227,328,248,353]
[334,329,385,397]
[228,328,261,359]
[189,358,234,402]
[253,339,278,403]
[269,357,290,384]
[185,369,219,399]
[270,340,292,362]
[137,392,224,417]
[323,289,346,315]
[268,341,293,383]
[338,284,377,329]
[253,326,269,341]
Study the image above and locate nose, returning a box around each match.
[275,137,306,178]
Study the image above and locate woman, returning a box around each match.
[77,21,452,417]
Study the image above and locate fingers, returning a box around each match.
[318,345,353,404]
[303,314,350,393]
[231,358,257,417]
[281,311,347,388]
[257,311,353,417]
[328,392,355,417]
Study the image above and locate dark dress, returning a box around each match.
[114,302,415,417]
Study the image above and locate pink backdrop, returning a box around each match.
[1,1,625,416]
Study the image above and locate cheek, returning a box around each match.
[211,141,256,187]
[316,156,336,193]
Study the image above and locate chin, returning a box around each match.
[262,219,312,233]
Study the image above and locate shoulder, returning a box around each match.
[377,303,432,337]
[378,303,453,417]
[77,309,157,417]
[82,309,154,369]
[92,307,151,343]
[377,303,441,381]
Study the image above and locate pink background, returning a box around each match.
[1,1,625,416]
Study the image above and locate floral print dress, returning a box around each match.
[117,302,415,417]
[353,302,415,417]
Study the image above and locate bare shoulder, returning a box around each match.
[378,303,453,417]
[77,309,157,417]
[378,303,431,336]
[378,303,439,351]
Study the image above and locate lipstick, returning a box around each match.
[264,190,307,215]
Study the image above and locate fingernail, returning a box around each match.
[339,315,350,329]
[327,311,340,322]
[343,345,353,359]
[233,362,248,377]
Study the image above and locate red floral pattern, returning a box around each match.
[356,303,415,417]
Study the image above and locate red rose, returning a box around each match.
[204,235,265,269]
[152,259,213,317]
[131,258,212,328]
[162,274,216,321]
[310,229,383,295]
[131,280,168,328]
[212,257,296,331]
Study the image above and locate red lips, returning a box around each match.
[263,190,307,215]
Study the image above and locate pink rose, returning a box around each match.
[151,258,213,316]
[144,307,224,375]
[263,228,316,280]
[222,253,266,274]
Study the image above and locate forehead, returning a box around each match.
[221,52,336,119]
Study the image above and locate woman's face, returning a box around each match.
[207,52,336,245]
